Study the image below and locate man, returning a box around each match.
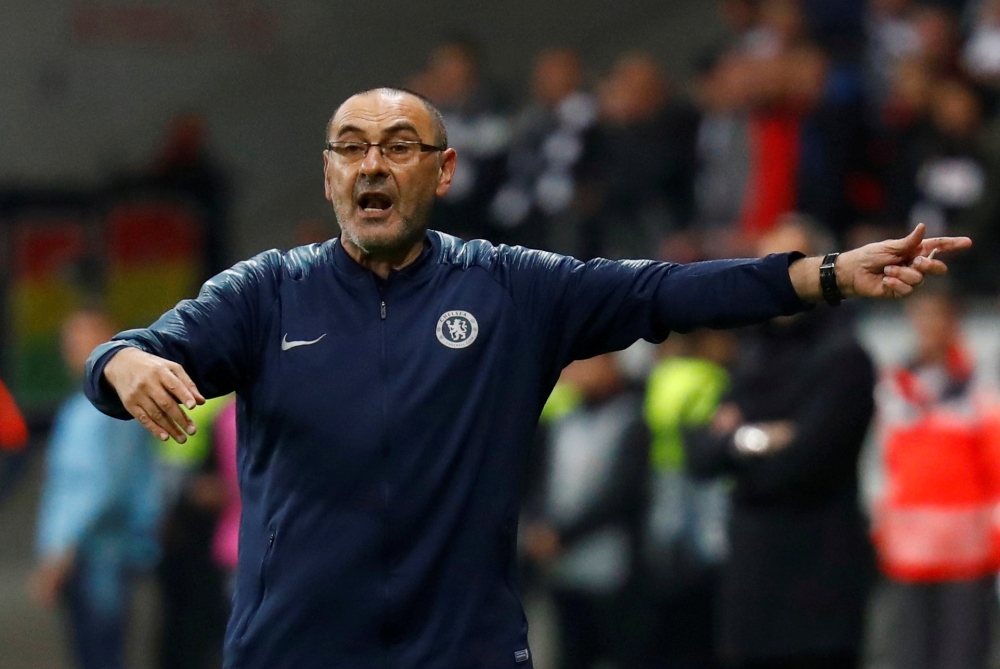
[33,309,161,669]
[84,88,968,669]
[683,218,877,669]
[521,353,649,669]
[489,47,597,253]
[872,283,1000,669]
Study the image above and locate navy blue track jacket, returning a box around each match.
[85,231,806,669]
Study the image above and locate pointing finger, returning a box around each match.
[920,236,973,255]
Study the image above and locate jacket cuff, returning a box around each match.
[774,251,813,315]
[83,341,142,420]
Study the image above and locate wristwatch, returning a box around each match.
[819,252,844,306]
[734,425,771,456]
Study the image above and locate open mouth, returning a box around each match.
[358,192,393,213]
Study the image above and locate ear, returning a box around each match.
[434,148,458,198]
[323,151,333,202]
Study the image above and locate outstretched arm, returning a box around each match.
[789,223,972,302]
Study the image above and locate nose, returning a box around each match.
[359,143,389,176]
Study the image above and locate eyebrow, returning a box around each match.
[334,122,423,140]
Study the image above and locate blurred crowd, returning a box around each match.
[6,0,1000,668]
[405,0,1000,295]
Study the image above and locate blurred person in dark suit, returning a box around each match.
[489,47,598,254]
[408,38,511,242]
[521,353,649,669]
[31,310,161,669]
[683,216,876,669]
[583,52,698,260]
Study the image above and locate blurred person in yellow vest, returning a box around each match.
[637,329,737,669]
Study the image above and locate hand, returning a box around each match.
[758,421,795,452]
[103,347,205,443]
[711,403,744,434]
[788,224,972,302]
[29,553,74,609]
[523,524,563,564]
[838,224,971,299]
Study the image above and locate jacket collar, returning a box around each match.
[330,230,441,281]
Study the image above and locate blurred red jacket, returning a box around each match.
[0,379,27,451]
[873,344,1000,582]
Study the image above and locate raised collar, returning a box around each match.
[330,230,441,281]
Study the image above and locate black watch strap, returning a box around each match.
[819,252,844,306]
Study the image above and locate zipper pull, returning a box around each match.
[380,301,386,320]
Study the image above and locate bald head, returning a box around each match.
[327,88,448,148]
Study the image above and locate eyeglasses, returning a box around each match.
[325,140,446,164]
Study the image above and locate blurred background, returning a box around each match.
[4,0,1000,668]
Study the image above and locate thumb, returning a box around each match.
[889,223,926,255]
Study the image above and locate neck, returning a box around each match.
[341,235,426,279]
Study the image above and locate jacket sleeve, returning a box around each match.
[689,343,876,500]
[504,248,807,374]
[84,251,282,419]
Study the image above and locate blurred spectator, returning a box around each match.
[409,38,512,241]
[964,0,1000,112]
[489,47,598,254]
[718,0,769,55]
[871,283,1000,669]
[31,309,161,669]
[156,396,232,669]
[150,113,232,279]
[724,0,866,242]
[583,52,698,260]
[0,376,29,503]
[211,400,240,591]
[639,330,738,669]
[0,376,28,452]
[684,217,876,669]
[689,49,753,258]
[912,5,962,77]
[889,78,1000,292]
[522,353,649,669]
[865,0,921,114]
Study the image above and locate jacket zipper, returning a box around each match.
[237,531,275,641]
[377,288,393,646]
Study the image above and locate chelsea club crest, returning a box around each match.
[436,311,479,349]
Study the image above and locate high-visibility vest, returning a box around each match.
[873,350,1000,582]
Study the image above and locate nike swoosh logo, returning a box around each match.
[281,333,327,351]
